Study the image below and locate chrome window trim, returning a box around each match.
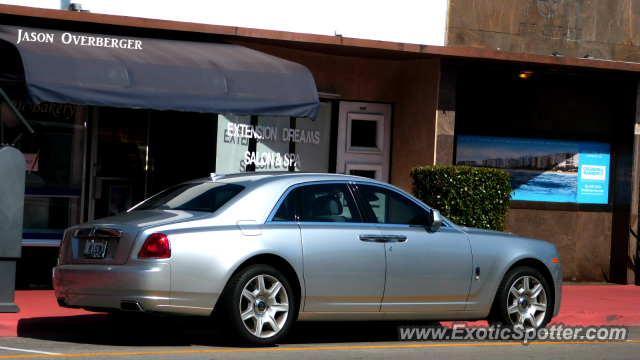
[297,222,370,227]
[353,181,451,228]
[263,221,299,226]
[266,180,365,224]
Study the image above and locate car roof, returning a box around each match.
[186,172,391,187]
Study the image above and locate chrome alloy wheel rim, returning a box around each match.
[239,274,289,338]
[507,276,547,328]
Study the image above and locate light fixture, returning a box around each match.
[552,51,563,57]
[518,71,533,80]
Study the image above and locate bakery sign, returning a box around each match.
[15,29,143,50]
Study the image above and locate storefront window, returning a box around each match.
[215,102,333,175]
[23,197,72,230]
[295,102,332,173]
[10,101,85,241]
[216,115,252,174]
[255,116,290,172]
[93,107,148,219]
[96,108,147,179]
[147,110,217,195]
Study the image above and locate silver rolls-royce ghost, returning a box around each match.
[54,173,562,346]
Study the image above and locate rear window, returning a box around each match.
[133,183,245,213]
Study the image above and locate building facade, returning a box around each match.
[0,1,638,286]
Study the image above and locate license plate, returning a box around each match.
[84,239,108,258]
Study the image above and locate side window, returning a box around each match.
[272,188,298,222]
[358,184,430,226]
[299,183,361,223]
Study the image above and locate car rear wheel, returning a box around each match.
[488,266,552,329]
[223,264,295,346]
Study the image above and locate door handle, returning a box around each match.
[359,235,387,242]
[383,235,407,243]
[359,235,407,243]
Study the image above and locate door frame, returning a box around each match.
[336,101,393,182]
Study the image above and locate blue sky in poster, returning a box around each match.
[456,136,579,162]
[456,135,610,204]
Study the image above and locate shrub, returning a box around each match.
[410,165,512,231]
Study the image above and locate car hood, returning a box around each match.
[461,226,551,245]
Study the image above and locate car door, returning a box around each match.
[354,183,473,312]
[293,182,386,312]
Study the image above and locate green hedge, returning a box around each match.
[410,165,512,231]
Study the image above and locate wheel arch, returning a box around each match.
[504,258,556,315]
[214,253,303,319]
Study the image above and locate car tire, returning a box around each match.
[488,266,552,329]
[222,264,296,346]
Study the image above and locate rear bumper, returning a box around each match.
[53,263,171,312]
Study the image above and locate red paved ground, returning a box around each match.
[1,285,640,337]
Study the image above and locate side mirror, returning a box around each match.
[429,209,443,232]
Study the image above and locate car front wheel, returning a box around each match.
[223,264,295,346]
[488,266,552,329]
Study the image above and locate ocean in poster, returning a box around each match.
[509,170,578,203]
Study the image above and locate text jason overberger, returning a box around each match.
[16,29,143,50]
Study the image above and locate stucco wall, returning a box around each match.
[448,0,640,63]
[507,209,613,282]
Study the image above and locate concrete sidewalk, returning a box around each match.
[1,285,639,337]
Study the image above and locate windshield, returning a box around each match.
[133,183,245,213]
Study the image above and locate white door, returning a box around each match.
[336,102,392,182]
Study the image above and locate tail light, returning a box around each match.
[138,233,171,259]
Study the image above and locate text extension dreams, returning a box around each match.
[226,123,321,144]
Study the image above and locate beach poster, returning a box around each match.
[455,135,610,204]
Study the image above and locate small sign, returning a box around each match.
[23,152,39,172]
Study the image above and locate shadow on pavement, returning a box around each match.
[17,314,443,347]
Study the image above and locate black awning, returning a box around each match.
[0,25,319,119]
